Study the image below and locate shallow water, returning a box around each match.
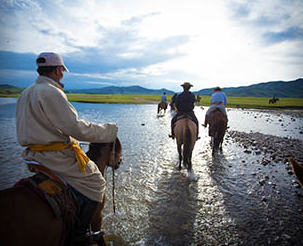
[0,98,303,246]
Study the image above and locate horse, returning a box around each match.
[289,157,303,188]
[0,138,122,246]
[173,118,198,181]
[208,109,227,155]
[269,98,279,104]
[169,102,176,111]
[157,102,167,115]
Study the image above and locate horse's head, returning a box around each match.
[86,138,122,175]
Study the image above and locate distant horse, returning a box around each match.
[173,117,198,181]
[269,98,279,104]
[289,157,303,188]
[0,138,122,246]
[208,109,227,155]
[169,102,176,111]
[157,102,168,114]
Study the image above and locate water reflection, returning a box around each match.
[0,98,303,245]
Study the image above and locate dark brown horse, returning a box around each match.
[157,102,167,114]
[289,157,303,188]
[0,138,122,246]
[208,110,227,155]
[173,118,198,181]
[269,98,279,104]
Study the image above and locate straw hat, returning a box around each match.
[181,82,193,87]
[213,86,222,91]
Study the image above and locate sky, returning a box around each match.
[0,0,302,91]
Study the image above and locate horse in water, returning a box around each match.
[0,138,122,246]
[157,102,168,115]
[173,117,198,181]
[208,109,227,155]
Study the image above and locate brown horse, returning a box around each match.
[173,118,198,181]
[157,102,167,114]
[0,138,122,246]
[269,98,279,104]
[208,109,227,155]
[289,157,303,188]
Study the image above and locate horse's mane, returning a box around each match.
[86,138,121,162]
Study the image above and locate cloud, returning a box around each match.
[227,0,303,45]
[263,27,303,43]
[0,0,302,91]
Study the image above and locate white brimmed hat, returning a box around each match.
[36,52,69,72]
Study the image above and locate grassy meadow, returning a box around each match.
[1,93,303,109]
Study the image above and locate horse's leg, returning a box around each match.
[177,143,182,170]
[91,194,106,231]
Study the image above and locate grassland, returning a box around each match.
[1,93,303,109]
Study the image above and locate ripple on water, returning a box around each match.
[1,100,303,245]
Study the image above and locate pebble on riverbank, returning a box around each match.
[227,130,303,195]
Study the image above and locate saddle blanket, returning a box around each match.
[14,173,80,232]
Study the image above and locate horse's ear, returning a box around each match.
[115,137,122,152]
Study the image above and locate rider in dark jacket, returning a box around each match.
[169,82,199,139]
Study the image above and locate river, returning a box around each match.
[0,97,303,246]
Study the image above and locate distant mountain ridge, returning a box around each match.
[1,78,302,98]
[195,78,303,98]
[67,85,175,95]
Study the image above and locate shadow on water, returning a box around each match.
[146,162,199,246]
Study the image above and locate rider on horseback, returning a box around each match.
[169,82,200,140]
[161,92,168,107]
[16,52,118,246]
[203,86,228,127]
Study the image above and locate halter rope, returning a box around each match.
[110,140,117,214]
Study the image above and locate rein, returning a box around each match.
[81,141,117,214]
[109,140,116,214]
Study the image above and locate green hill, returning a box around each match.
[67,85,175,95]
[195,78,303,98]
[0,84,24,94]
[1,78,302,98]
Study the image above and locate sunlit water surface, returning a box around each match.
[0,98,303,246]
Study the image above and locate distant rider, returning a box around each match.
[161,92,168,107]
[203,86,227,127]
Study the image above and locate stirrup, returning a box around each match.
[86,225,104,244]
[196,136,201,140]
[168,134,175,139]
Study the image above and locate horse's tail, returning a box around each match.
[183,123,192,166]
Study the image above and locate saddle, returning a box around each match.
[14,168,84,240]
[175,112,194,123]
[210,107,225,115]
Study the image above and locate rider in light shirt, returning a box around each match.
[203,86,227,127]
[161,92,168,106]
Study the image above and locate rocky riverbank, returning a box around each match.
[226,130,303,190]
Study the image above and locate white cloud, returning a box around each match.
[0,0,302,90]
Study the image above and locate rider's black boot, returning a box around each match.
[70,199,101,246]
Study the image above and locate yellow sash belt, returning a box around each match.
[29,142,90,173]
